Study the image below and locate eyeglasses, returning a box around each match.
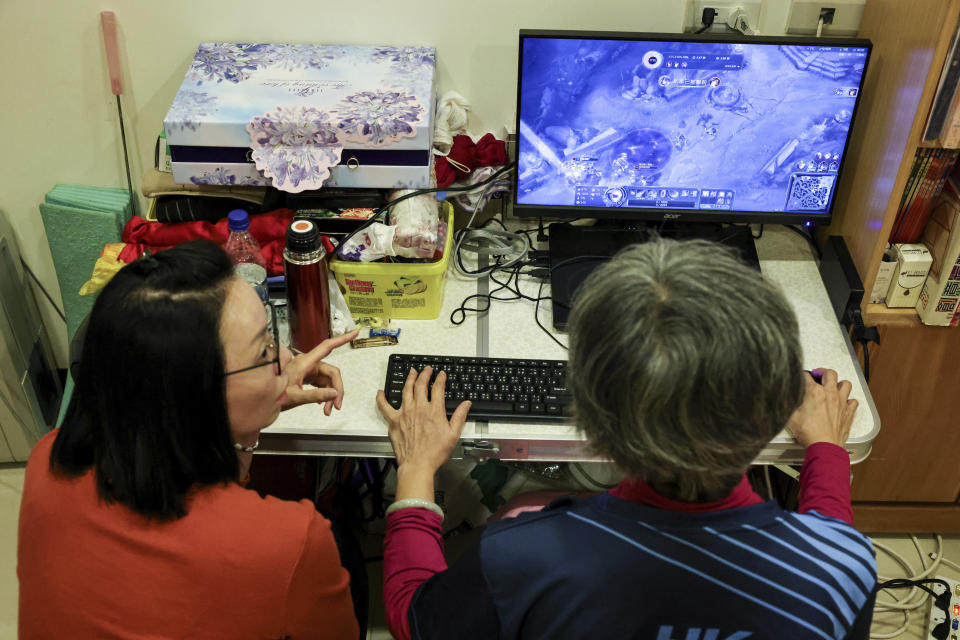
[223,304,282,377]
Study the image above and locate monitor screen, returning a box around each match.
[513,31,871,224]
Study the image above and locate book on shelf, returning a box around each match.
[925,17,960,144]
[897,148,930,221]
[890,148,960,244]
[896,148,925,215]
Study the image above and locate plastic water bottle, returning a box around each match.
[224,209,267,269]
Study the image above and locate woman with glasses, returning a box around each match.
[18,241,360,639]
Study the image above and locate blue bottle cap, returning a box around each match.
[227,209,250,231]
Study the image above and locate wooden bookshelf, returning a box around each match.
[828,0,960,306]
[825,0,960,532]
[862,304,922,329]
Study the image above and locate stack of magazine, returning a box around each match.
[924,16,960,147]
[889,148,959,243]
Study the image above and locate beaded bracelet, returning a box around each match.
[385,498,444,518]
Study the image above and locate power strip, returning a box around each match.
[926,576,960,639]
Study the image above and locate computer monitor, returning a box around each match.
[513,30,872,226]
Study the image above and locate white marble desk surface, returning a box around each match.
[263,225,879,465]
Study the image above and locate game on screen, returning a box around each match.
[516,38,869,215]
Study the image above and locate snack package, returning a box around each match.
[388,190,439,259]
[338,223,397,262]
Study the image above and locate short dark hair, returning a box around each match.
[51,241,239,520]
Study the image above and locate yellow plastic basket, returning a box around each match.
[329,202,453,320]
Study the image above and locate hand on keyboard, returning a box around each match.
[383,354,572,423]
[376,366,472,474]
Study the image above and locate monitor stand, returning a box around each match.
[548,221,760,330]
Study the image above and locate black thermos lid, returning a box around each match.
[286,219,320,253]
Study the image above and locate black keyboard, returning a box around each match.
[384,354,571,423]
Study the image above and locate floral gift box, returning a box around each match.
[163,43,437,192]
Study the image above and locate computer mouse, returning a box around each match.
[805,369,824,385]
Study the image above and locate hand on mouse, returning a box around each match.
[786,368,859,448]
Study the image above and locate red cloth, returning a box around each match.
[18,431,358,639]
[434,133,508,187]
[118,209,296,276]
[382,444,855,640]
[474,132,508,166]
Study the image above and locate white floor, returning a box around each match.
[3,463,958,640]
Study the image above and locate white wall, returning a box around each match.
[0,0,794,364]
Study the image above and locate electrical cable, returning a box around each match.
[332,162,516,258]
[786,224,823,261]
[535,278,567,350]
[860,340,871,382]
[452,168,527,279]
[20,257,67,323]
[449,260,543,325]
[540,255,614,311]
[941,557,960,574]
[868,534,960,639]
[763,465,774,501]
[850,314,879,384]
[571,462,620,490]
[695,8,717,33]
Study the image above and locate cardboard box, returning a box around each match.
[886,243,932,307]
[164,43,436,191]
[869,245,898,304]
[156,129,173,173]
[916,194,960,325]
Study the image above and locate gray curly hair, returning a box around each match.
[567,238,805,502]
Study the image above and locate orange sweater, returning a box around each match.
[18,431,358,639]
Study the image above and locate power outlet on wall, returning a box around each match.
[685,0,762,34]
[786,0,865,36]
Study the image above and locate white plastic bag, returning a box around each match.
[328,272,356,336]
[388,190,439,259]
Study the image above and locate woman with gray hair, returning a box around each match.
[377,239,876,640]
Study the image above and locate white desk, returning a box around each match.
[262,225,880,465]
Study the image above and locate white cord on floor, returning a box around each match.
[869,534,954,639]
[940,557,960,573]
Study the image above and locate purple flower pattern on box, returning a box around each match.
[336,90,423,146]
[258,44,341,71]
[372,47,436,73]
[187,43,351,86]
[171,43,435,192]
[246,105,344,193]
[190,167,267,186]
[188,43,269,84]
[166,91,219,132]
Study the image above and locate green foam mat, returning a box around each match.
[39,186,131,341]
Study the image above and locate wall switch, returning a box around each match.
[786,0,865,36]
